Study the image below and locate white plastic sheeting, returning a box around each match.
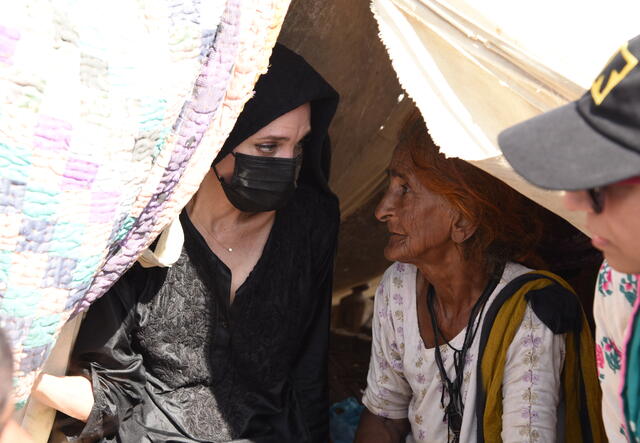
[371,0,640,230]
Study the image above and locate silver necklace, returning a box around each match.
[194,220,233,252]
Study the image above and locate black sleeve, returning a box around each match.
[290,199,339,443]
[65,265,160,440]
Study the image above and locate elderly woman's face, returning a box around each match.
[375,144,457,264]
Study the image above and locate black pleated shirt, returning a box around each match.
[64,184,338,442]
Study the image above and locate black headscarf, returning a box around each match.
[214,43,339,195]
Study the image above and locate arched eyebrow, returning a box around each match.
[255,129,311,143]
[255,136,290,142]
[387,168,407,179]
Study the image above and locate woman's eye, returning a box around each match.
[256,144,277,154]
[400,184,410,194]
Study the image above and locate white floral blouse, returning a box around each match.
[593,260,639,442]
[362,262,566,443]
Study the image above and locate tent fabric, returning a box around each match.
[137,217,186,269]
[370,0,640,231]
[0,0,291,410]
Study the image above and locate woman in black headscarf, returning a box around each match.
[33,44,340,442]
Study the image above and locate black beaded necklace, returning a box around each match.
[426,272,501,443]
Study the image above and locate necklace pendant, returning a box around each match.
[228,247,233,252]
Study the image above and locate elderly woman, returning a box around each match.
[355,112,604,443]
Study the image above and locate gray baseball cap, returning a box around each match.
[499,34,640,190]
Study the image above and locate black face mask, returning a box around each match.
[213,152,303,212]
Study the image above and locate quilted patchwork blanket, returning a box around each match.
[0,0,290,405]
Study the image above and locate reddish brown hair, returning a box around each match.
[400,111,543,273]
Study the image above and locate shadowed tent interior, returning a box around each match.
[277,0,603,405]
[279,0,412,296]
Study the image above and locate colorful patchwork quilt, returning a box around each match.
[0,0,290,405]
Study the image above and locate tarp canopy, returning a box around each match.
[370,0,640,231]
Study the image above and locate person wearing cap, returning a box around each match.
[499,34,640,443]
[31,44,340,442]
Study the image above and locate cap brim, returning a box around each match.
[498,102,640,190]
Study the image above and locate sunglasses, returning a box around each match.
[586,176,640,214]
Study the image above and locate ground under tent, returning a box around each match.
[7,0,640,441]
